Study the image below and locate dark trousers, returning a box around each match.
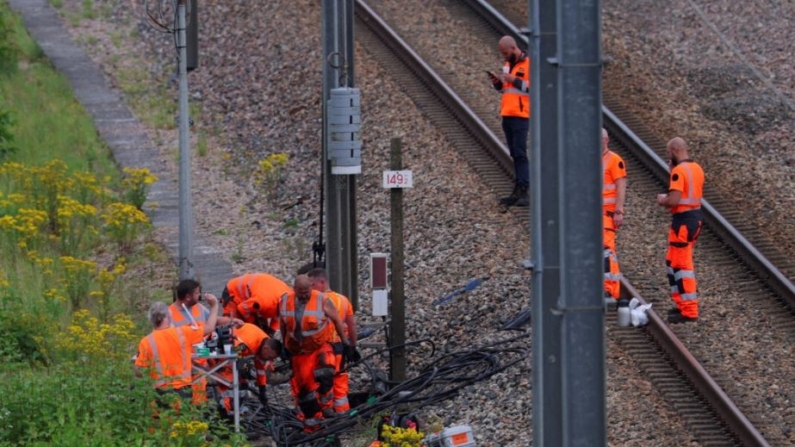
[501,116,530,189]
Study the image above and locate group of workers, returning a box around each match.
[134,268,360,431]
[493,36,705,323]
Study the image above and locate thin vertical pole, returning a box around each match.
[177,0,193,280]
[531,0,562,442]
[389,138,405,382]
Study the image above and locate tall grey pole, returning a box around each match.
[177,0,194,280]
[558,0,605,444]
[323,0,358,307]
[531,0,562,443]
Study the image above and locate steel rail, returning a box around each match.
[354,0,514,178]
[359,0,773,444]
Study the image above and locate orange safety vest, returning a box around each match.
[224,273,291,315]
[280,290,335,354]
[669,160,704,215]
[326,291,353,342]
[602,150,626,212]
[169,302,209,327]
[135,325,205,389]
[499,53,531,119]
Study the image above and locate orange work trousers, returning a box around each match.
[666,210,703,318]
[290,343,336,432]
[332,346,350,413]
[602,212,617,253]
[603,247,621,299]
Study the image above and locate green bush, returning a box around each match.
[0,361,247,447]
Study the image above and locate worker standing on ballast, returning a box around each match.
[489,35,531,208]
[601,128,627,300]
[657,137,704,324]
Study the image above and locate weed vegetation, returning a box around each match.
[0,3,246,445]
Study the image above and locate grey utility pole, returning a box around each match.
[531,0,606,444]
[322,0,359,308]
[177,0,194,280]
[531,0,562,442]
[558,0,605,444]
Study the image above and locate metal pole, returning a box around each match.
[233,358,240,432]
[177,0,194,280]
[531,0,562,443]
[389,138,405,382]
[558,0,605,444]
[324,0,358,307]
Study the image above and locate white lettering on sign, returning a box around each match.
[382,170,413,188]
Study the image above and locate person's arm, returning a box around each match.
[218,316,244,327]
[657,190,682,208]
[345,314,358,348]
[203,293,219,336]
[613,177,627,228]
[323,297,348,346]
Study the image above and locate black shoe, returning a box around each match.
[499,184,520,206]
[667,312,697,324]
[667,308,682,316]
[514,188,529,207]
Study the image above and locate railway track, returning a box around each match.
[355,0,795,445]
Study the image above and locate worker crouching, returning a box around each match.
[213,323,281,417]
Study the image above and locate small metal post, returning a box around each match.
[389,138,405,383]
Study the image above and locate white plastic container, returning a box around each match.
[423,424,476,447]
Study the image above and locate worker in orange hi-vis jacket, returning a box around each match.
[280,275,348,432]
[135,296,219,408]
[601,128,627,300]
[657,137,704,324]
[220,273,291,336]
[213,323,281,417]
[169,278,243,404]
[307,267,359,414]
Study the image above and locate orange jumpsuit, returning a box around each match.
[135,323,206,406]
[327,291,354,413]
[223,274,291,333]
[214,323,272,413]
[280,290,336,431]
[169,302,210,404]
[666,160,704,318]
[602,149,626,299]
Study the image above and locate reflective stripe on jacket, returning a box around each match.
[669,160,704,214]
[280,290,334,353]
[135,325,204,389]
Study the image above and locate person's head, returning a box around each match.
[306,267,329,292]
[601,128,609,153]
[176,279,202,306]
[257,337,282,362]
[297,261,325,275]
[294,275,313,302]
[498,36,521,64]
[148,301,170,329]
[220,285,232,307]
[666,137,689,164]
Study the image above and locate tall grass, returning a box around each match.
[0,3,245,445]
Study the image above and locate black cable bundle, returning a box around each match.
[242,333,528,446]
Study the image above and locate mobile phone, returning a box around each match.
[486,70,498,80]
